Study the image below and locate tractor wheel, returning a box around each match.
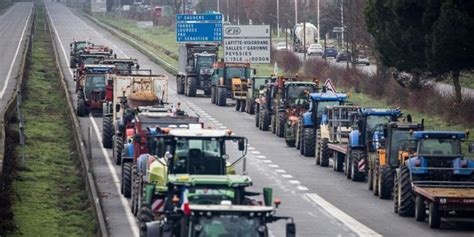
[296,122,303,151]
[186,77,197,97]
[345,152,352,179]
[335,153,344,172]
[350,150,366,182]
[315,130,321,165]
[122,162,132,198]
[368,169,374,190]
[428,202,440,228]
[131,165,138,215]
[239,100,246,112]
[204,88,211,96]
[69,58,75,68]
[393,174,399,213]
[261,111,270,131]
[102,117,114,149]
[398,166,415,217]
[255,105,260,127]
[320,138,330,167]
[303,128,315,157]
[77,99,86,117]
[211,87,216,104]
[415,195,426,222]
[235,99,241,111]
[249,100,255,114]
[217,87,226,106]
[277,115,285,137]
[113,135,123,165]
[379,166,394,199]
[271,115,277,134]
[176,77,184,94]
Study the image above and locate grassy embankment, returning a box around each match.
[92,14,473,135]
[10,3,95,236]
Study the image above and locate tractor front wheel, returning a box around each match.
[113,135,123,165]
[239,100,246,112]
[122,162,132,198]
[303,128,315,157]
[350,150,366,182]
[176,77,184,94]
[235,99,241,111]
[102,117,114,148]
[320,138,330,167]
[415,195,426,222]
[217,87,226,106]
[379,166,394,199]
[77,99,86,117]
[186,76,197,97]
[255,105,260,127]
[398,166,415,217]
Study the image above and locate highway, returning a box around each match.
[45,3,474,237]
[0,2,33,108]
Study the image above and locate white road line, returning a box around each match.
[250,151,261,154]
[275,169,286,173]
[46,6,139,236]
[268,164,279,168]
[256,155,266,159]
[262,160,272,163]
[296,186,309,191]
[306,193,381,237]
[281,174,293,178]
[0,6,32,100]
[247,146,255,150]
[219,126,227,129]
[289,180,301,184]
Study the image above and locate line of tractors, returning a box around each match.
[176,42,474,229]
[70,40,296,237]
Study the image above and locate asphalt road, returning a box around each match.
[0,2,33,108]
[46,3,474,237]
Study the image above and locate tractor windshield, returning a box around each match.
[366,116,392,133]
[76,42,87,50]
[84,76,106,97]
[418,138,461,156]
[287,85,313,107]
[388,130,412,166]
[316,101,341,118]
[82,57,102,65]
[196,55,215,68]
[191,215,262,237]
[172,138,225,175]
[187,187,235,205]
[225,67,250,79]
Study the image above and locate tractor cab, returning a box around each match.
[303,92,348,127]
[76,65,115,116]
[69,40,91,55]
[211,62,253,92]
[194,53,216,75]
[100,58,139,75]
[283,80,318,109]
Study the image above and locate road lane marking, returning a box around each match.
[289,180,301,184]
[268,164,279,168]
[0,6,32,100]
[262,160,272,163]
[46,5,139,236]
[306,193,381,237]
[281,174,293,178]
[275,169,286,173]
[296,186,309,191]
[250,151,261,154]
[256,155,266,159]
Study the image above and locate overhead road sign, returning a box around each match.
[176,14,223,22]
[223,25,271,64]
[176,14,223,43]
[91,0,107,13]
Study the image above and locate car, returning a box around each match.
[276,42,289,51]
[307,43,323,56]
[323,48,338,58]
[352,54,370,66]
[335,50,351,62]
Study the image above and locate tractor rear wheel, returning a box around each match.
[261,111,270,131]
[102,117,114,148]
[334,153,344,172]
[186,77,197,97]
[277,115,285,137]
[176,77,184,94]
[428,202,440,228]
[303,128,315,157]
[122,162,132,198]
[131,165,138,215]
[217,87,226,106]
[255,105,260,127]
[235,99,241,111]
[69,58,75,68]
[345,153,352,179]
[248,100,255,114]
[271,115,276,134]
[77,99,86,117]
[315,130,321,165]
[320,138,330,167]
[211,87,216,104]
[393,174,399,213]
[398,166,415,217]
[113,135,123,165]
[204,88,211,96]
[415,195,426,222]
[350,150,366,182]
[239,100,246,112]
[379,166,394,199]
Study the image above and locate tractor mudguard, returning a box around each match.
[349,130,363,148]
[302,112,313,127]
[407,157,428,175]
[453,158,474,175]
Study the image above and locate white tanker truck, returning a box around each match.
[292,22,317,53]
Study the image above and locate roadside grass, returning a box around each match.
[10,4,95,236]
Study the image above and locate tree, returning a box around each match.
[426,0,474,104]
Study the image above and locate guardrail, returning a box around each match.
[0,4,34,181]
[81,12,179,75]
[45,6,108,237]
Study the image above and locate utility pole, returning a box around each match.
[317,0,320,43]
[277,0,280,38]
[118,0,121,15]
[217,0,220,12]
[294,0,297,25]
[340,0,344,47]
[303,19,306,62]
[226,0,229,22]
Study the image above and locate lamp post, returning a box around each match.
[277,0,280,37]
[317,0,320,42]
[294,0,297,25]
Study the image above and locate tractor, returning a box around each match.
[209,62,255,107]
[69,40,92,68]
[75,64,115,116]
[367,119,424,199]
[296,93,347,157]
[244,76,270,115]
[99,58,139,75]
[393,131,474,228]
[345,108,401,182]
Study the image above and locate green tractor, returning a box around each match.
[244,76,271,115]
[210,62,255,107]
[69,40,92,68]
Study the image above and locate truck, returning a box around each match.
[295,93,348,157]
[367,119,424,199]
[244,76,270,115]
[176,43,219,97]
[393,131,474,228]
[210,62,255,107]
[292,22,317,53]
[101,72,168,149]
[69,40,92,68]
[75,64,116,116]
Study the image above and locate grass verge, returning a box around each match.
[9,3,95,236]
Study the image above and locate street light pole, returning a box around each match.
[217,0,220,12]
[340,0,344,46]
[317,0,320,43]
[277,0,280,38]
[226,0,229,22]
[294,0,297,25]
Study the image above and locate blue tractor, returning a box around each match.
[345,108,402,181]
[296,93,347,157]
[394,131,474,228]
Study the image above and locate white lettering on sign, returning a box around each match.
[223,25,271,64]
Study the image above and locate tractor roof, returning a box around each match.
[168,174,252,187]
[189,204,273,213]
[101,58,137,64]
[168,129,233,138]
[360,108,401,116]
[84,64,115,73]
[309,92,347,101]
[285,81,316,86]
[412,131,466,140]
